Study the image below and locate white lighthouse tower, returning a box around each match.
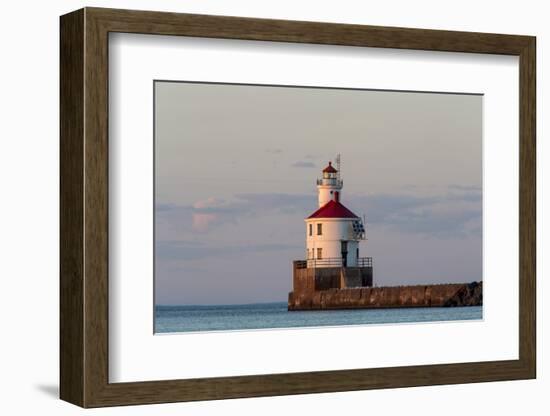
[316,161,342,207]
[304,159,367,268]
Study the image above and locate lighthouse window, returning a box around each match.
[317,248,323,259]
[309,223,312,236]
[317,223,323,235]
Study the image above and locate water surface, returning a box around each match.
[155,302,482,333]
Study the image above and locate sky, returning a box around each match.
[154,81,482,305]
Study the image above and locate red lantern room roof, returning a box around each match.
[307,199,359,219]
[322,161,338,173]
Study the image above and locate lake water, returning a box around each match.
[155,302,482,333]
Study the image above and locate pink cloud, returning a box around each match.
[191,197,225,231]
[192,213,218,232]
[193,197,223,209]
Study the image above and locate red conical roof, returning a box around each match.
[322,161,338,173]
[307,199,359,219]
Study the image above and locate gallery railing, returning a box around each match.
[295,257,372,269]
[316,178,343,187]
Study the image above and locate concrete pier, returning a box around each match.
[288,281,482,311]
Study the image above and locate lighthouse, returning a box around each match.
[316,161,342,207]
[305,160,367,269]
[290,158,373,300]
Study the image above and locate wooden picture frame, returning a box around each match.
[60,7,536,408]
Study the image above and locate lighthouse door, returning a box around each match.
[340,241,348,268]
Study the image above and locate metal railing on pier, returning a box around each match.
[295,257,372,269]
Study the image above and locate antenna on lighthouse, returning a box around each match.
[335,153,341,179]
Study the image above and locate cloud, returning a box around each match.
[265,148,283,154]
[156,203,179,212]
[234,193,311,214]
[192,197,224,209]
[448,184,482,193]
[156,240,300,261]
[157,186,481,239]
[350,187,482,238]
[291,161,316,168]
[192,213,218,231]
[156,193,312,234]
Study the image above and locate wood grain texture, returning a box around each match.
[83,10,110,406]
[518,38,537,376]
[59,8,84,407]
[59,7,537,408]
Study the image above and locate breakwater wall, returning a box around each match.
[288,281,482,311]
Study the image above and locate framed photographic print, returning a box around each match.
[60,7,536,408]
